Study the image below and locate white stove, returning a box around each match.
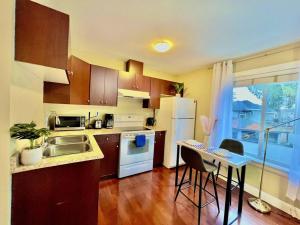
[115,115,155,178]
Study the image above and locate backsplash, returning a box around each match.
[43,97,154,128]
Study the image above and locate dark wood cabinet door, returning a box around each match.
[43,82,70,104]
[15,0,69,69]
[118,71,136,90]
[104,69,118,106]
[154,131,166,167]
[136,75,150,92]
[150,78,161,109]
[143,77,160,109]
[12,160,100,225]
[94,134,120,178]
[69,56,91,105]
[126,60,143,75]
[160,80,177,96]
[90,65,105,105]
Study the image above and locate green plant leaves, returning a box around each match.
[10,122,51,149]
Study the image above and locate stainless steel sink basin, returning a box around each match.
[43,143,92,157]
[47,135,88,145]
[43,135,92,158]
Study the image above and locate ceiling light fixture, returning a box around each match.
[153,40,173,53]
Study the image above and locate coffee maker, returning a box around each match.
[103,114,114,128]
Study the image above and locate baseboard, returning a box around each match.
[244,183,300,220]
[218,176,300,220]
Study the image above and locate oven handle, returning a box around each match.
[122,135,154,141]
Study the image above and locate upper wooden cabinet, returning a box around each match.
[143,78,161,109]
[44,82,70,104]
[160,80,177,96]
[68,56,91,105]
[119,59,150,92]
[118,72,150,92]
[90,65,118,106]
[15,0,69,69]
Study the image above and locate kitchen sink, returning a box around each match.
[43,142,92,157]
[47,135,89,145]
[43,135,92,158]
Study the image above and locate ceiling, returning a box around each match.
[38,0,300,75]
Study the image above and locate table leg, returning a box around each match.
[223,166,232,225]
[175,145,180,186]
[238,165,246,215]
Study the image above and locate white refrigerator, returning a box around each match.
[156,97,196,168]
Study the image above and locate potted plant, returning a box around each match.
[172,83,184,97]
[10,122,51,165]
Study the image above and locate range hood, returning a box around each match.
[118,89,150,99]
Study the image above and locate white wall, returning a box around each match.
[10,62,45,127]
[0,0,14,224]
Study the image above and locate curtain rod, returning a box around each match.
[233,45,300,64]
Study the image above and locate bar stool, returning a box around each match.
[175,146,220,225]
[203,139,244,201]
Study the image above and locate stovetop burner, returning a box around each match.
[119,126,151,132]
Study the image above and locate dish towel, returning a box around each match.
[135,135,146,148]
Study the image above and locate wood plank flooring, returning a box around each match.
[99,167,300,225]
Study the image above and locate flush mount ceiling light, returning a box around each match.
[152,40,173,53]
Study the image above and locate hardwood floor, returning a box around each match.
[99,167,300,225]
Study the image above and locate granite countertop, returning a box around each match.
[10,127,166,174]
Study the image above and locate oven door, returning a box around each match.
[119,133,154,166]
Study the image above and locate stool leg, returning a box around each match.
[175,166,188,201]
[203,173,211,190]
[189,167,193,184]
[216,162,221,181]
[198,172,203,225]
[194,170,198,193]
[212,173,220,213]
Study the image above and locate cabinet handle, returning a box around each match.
[87,99,90,103]
[106,137,109,141]
[116,145,119,148]
[55,201,65,206]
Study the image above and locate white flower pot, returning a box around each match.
[21,146,43,165]
[176,93,181,97]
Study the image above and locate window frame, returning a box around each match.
[233,61,300,170]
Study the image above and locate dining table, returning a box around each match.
[176,141,250,225]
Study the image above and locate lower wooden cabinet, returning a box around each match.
[154,131,166,167]
[94,134,120,178]
[12,160,100,225]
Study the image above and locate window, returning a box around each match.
[232,81,299,169]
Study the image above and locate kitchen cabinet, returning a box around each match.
[153,131,166,167]
[126,59,144,75]
[119,60,150,92]
[90,65,118,106]
[94,134,120,178]
[160,79,177,96]
[44,82,70,104]
[15,0,69,70]
[12,160,100,225]
[118,72,150,92]
[68,56,91,105]
[143,78,161,109]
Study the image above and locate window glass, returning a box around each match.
[232,81,298,168]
